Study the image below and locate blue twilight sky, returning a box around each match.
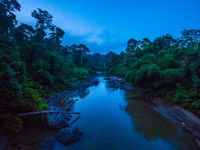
[16,0,200,54]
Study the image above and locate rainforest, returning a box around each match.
[0,0,200,150]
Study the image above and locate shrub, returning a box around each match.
[0,114,23,133]
[20,81,48,111]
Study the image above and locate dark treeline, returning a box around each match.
[0,0,99,132]
[105,30,200,117]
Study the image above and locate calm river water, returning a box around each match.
[5,77,199,150]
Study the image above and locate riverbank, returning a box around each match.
[147,96,200,147]
[106,75,200,148]
[105,76,134,90]
[1,75,99,150]
[2,75,199,150]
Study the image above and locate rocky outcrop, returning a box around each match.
[46,109,71,128]
[40,75,98,147]
[149,97,200,147]
[46,75,99,108]
[105,76,134,90]
[45,75,98,129]
[55,127,83,144]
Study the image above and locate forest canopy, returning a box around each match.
[0,0,95,132]
[0,0,200,133]
[105,30,200,117]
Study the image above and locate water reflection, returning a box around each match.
[55,77,198,150]
[5,77,199,150]
[125,90,198,150]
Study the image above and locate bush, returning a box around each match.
[20,81,48,111]
[0,114,23,133]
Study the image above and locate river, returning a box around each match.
[5,76,199,150]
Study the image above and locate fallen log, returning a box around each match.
[17,110,80,117]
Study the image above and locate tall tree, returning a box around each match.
[31,8,54,41]
[79,44,90,66]
[125,38,138,52]
[0,0,20,40]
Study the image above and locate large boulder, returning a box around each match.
[40,136,56,150]
[55,127,83,144]
[46,106,72,128]
[47,112,71,128]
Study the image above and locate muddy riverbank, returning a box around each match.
[107,75,200,148]
[147,96,200,148]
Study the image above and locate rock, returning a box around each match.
[40,136,56,150]
[106,76,133,90]
[46,105,72,128]
[79,90,89,98]
[192,130,200,138]
[46,109,71,128]
[181,122,185,128]
[93,79,99,85]
[56,127,83,144]
[82,81,90,88]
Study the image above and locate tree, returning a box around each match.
[68,44,90,66]
[31,8,53,31]
[49,26,65,46]
[31,8,54,41]
[0,65,22,110]
[0,0,20,40]
[79,44,90,66]
[125,38,138,52]
[140,38,150,49]
[154,34,176,50]
[105,51,119,68]
[10,23,35,42]
[180,29,200,48]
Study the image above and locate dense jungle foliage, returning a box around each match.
[105,29,200,117]
[1,0,200,134]
[0,0,95,132]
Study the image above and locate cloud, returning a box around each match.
[16,0,105,44]
[15,0,126,54]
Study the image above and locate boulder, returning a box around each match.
[40,136,56,150]
[93,79,99,85]
[56,127,83,144]
[46,105,72,128]
[47,112,71,128]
